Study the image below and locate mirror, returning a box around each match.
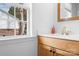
[58,3,79,22]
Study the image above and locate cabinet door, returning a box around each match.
[38,44,53,56]
[55,49,76,56]
[38,44,47,56]
[55,53,64,56]
[45,47,53,56]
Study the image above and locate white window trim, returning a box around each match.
[27,4,32,36]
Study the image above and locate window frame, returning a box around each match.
[13,4,32,36]
[0,3,32,37]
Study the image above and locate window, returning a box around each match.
[0,3,31,36]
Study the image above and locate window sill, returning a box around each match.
[0,35,36,41]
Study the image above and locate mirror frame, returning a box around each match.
[57,3,79,22]
[58,3,60,22]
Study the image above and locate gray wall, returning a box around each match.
[0,37,37,56]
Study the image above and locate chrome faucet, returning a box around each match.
[61,26,66,35]
[61,26,71,35]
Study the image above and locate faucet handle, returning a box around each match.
[66,30,72,35]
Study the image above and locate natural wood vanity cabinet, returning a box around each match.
[38,36,79,56]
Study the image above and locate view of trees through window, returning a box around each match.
[0,3,27,36]
[8,6,27,21]
[8,6,27,35]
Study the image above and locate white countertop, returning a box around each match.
[39,34,79,41]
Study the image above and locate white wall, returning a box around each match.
[0,37,37,56]
[32,3,57,34]
[32,3,79,35]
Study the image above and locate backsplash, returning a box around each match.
[56,20,79,35]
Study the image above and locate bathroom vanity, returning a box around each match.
[38,34,79,56]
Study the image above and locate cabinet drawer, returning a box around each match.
[38,36,56,46]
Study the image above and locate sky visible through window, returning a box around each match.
[0,3,19,29]
[0,3,12,12]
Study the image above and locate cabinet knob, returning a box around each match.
[49,48,56,53]
[49,50,52,52]
[53,51,56,53]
